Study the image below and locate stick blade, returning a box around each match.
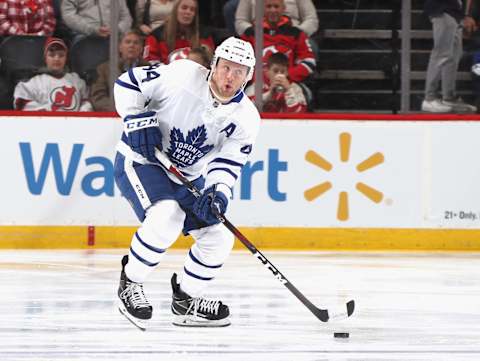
[316,299,355,322]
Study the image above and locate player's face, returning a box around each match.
[177,0,196,26]
[45,49,67,73]
[211,58,249,100]
[265,0,285,24]
[119,33,143,62]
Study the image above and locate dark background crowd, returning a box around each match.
[1,0,480,114]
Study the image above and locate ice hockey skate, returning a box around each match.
[170,273,230,327]
[117,255,152,331]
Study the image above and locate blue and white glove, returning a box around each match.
[193,184,229,225]
[124,111,162,163]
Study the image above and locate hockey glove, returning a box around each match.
[193,185,229,225]
[124,111,162,162]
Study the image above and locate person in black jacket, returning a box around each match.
[422,0,477,113]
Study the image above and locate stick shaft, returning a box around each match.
[154,149,330,322]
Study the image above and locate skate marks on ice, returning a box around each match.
[0,250,480,361]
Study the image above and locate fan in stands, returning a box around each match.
[13,37,92,112]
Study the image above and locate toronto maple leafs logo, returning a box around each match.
[167,126,214,167]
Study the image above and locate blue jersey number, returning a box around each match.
[141,64,161,83]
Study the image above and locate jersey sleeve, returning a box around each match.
[204,103,261,196]
[13,77,46,110]
[113,63,165,118]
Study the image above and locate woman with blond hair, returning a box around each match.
[143,0,214,64]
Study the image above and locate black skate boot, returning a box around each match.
[118,255,152,331]
[171,273,230,327]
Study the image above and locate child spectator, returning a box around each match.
[90,29,149,111]
[241,0,316,84]
[246,52,307,113]
[14,37,92,111]
[0,0,56,36]
[136,0,176,35]
[143,0,214,64]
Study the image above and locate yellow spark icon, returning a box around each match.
[304,132,384,221]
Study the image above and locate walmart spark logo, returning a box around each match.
[304,132,384,221]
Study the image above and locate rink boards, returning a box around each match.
[1,112,479,250]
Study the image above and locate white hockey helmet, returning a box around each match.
[211,36,255,83]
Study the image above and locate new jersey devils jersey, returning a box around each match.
[14,72,92,111]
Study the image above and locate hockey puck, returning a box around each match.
[333,332,349,338]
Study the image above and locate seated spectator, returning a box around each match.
[14,37,92,111]
[61,0,132,41]
[136,0,176,36]
[246,52,306,112]
[235,0,318,37]
[186,46,212,68]
[0,0,56,36]
[241,0,316,85]
[90,29,149,111]
[143,0,215,64]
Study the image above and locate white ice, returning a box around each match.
[1,249,479,361]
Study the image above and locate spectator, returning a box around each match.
[0,0,56,36]
[223,0,239,35]
[187,46,213,68]
[422,0,477,113]
[90,29,149,111]
[14,37,92,111]
[136,0,176,36]
[143,0,215,64]
[246,52,306,112]
[61,0,132,41]
[235,0,318,37]
[241,0,316,85]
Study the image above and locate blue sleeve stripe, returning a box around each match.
[207,167,238,180]
[128,68,139,87]
[189,250,222,269]
[210,157,243,167]
[115,79,141,92]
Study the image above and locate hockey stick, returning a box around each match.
[155,149,354,322]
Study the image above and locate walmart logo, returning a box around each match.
[304,132,384,221]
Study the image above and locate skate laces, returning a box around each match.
[121,282,150,309]
[188,297,221,316]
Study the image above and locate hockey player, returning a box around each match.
[113,37,260,329]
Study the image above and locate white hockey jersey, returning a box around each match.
[114,59,261,193]
[13,72,92,111]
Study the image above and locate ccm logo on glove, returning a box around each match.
[124,115,158,132]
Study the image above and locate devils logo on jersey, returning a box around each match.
[167,47,191,64]
[50,86,78,111]
[167,126,214,168]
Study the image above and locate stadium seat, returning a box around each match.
[0,74,13,109]
[69,37,109,84]
[0,35,46,84]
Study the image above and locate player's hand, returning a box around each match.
[124,111,162,163]
[193,185,229,225]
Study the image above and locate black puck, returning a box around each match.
[333,332,349,338]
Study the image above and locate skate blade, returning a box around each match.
[172,314,231,328]
[118,301,148,331]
